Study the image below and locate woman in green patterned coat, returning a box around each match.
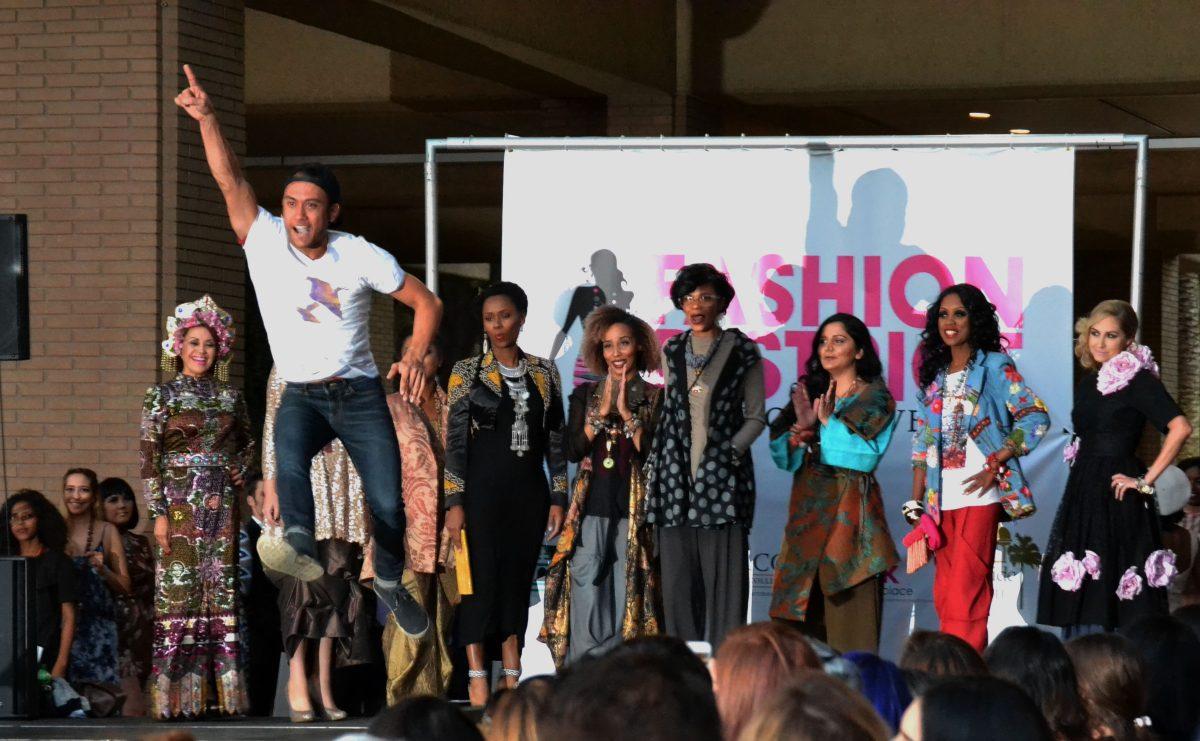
[767,313,899,653]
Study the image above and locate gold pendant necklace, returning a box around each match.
[602,434,616,469]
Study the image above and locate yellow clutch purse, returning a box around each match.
[455,530,474,596]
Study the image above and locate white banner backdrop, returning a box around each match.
[502,146,1075,665]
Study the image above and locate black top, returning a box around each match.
[566,380,659,520]
[32,549,77,670]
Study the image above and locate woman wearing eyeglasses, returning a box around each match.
[646,262,767,650]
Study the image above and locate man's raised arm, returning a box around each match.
[174,64,258,242]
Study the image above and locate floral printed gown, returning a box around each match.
[140,374,254,718]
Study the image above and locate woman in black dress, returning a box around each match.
[444,281,568,706]
[1038,300,1192,635]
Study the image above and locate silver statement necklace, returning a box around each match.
[499,358,531,457]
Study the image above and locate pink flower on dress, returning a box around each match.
[1082,550,1101,580]
[1063,437,1080,466]
[1097,343,1158,396]
[1051,551,1087,592]
[1145,549,1178,588]
[1116,566,1144,601]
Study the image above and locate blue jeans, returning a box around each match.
[275,376,403,585]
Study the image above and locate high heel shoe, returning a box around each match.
[289,709,316,723]
[322,707,348,721]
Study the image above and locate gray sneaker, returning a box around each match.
[256,532,323,583]
[374,582,430,639]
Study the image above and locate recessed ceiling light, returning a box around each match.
[1010,128,1031,135]
[969,112,991,119]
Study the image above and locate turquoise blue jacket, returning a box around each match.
[911,349,1050,522]
[771,396,896,474]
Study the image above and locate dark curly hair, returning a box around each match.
[580,306,660,376]
[669,263,735,312]
[99,476,139,531]
[2,489,68,555]
[916,283,1005,391]
[800,313,883,399]
[477,280,529,317]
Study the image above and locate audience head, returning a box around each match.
[99,477,139,532]
[1065,633,1153,741]
[62,467,101,520]
[983,626,1088,741]
[1120,615,1200,741]
[1171,604,1200,640]
[485,675,555,741]
[541,638,720,741]
[1074,299,1138,371]
[605,635,713,694]
[400,334,443,383]
[917,283,1004,390]
[3,489,67,555]
[898,630,987,696]
[243,471,265,523]
[899,676,1052,741]
[712,621,821,741]
[366,695,482,741]
[580,305,660,376]
[736,669,890,741]
[1181,456,1200,507]
[843,651,912,732]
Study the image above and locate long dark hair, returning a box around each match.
[984,627,1089,741]
[916,283,1005,390]
[800,313,883,399]
[921,677,1052,741]
[2,489,68,555]
[99,477,139,532]
[1120,615,1200,741]
[1066,633,1154,741]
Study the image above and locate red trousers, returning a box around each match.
[933,503,1001,653]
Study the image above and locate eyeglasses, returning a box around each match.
[681,293,719,307]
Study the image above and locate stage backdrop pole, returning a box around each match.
[424,139,439,294]
[1130,135,1150,327]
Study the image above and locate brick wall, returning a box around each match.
[0,0,247,513]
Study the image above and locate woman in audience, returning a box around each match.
[367,695,483,741]
[63,466,130,686]
[897,629,987,696]
[768,313,898,653]
[1065,633,1154,741]
[100,476,154,716]
[484,676,555,741]
[983,626,1088,741]
[1120,615,1200,741]
[711,621,820,740]
[2,489,76,682]
[897,676,1052,741]
[736,669,890,741]
[843,651,911,732]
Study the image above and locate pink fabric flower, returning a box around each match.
[1082,550,1101,580]
[1116,567,1144,601]
[1063,437,1080,466]
[1145,549,1178,588]
[1097,343,1158,396]
[1051,551,1087,592]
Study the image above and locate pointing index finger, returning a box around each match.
[183,64,198,88]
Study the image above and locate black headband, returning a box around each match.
[285,166,341,205]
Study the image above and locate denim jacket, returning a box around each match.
[911,350,1050,522]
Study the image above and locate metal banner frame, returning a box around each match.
[423,133,1150,321]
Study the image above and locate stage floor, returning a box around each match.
[0,717,370,740]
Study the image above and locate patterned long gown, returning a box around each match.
[140,373,254,718]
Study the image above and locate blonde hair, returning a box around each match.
[1074,299,1138,371]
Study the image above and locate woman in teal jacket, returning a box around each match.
[909,284,1049,652]
[769,313,899,653]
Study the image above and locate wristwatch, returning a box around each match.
[1135,477,1155,496]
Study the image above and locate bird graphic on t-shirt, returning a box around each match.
[296,278,344,323]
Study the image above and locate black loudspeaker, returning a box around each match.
[0,215,30,361]
[0,557,35,718]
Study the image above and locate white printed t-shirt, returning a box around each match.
[939,370,1001,511]
[243,207,405,383]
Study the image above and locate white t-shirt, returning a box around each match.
[939,370,1000,511]
[243,207,405,382]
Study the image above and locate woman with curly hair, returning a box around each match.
[909,283,1049,652]
[1037,300,1191,636]
[767,312,899,653]
[645,263,767,650]
[541,306,663,666]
